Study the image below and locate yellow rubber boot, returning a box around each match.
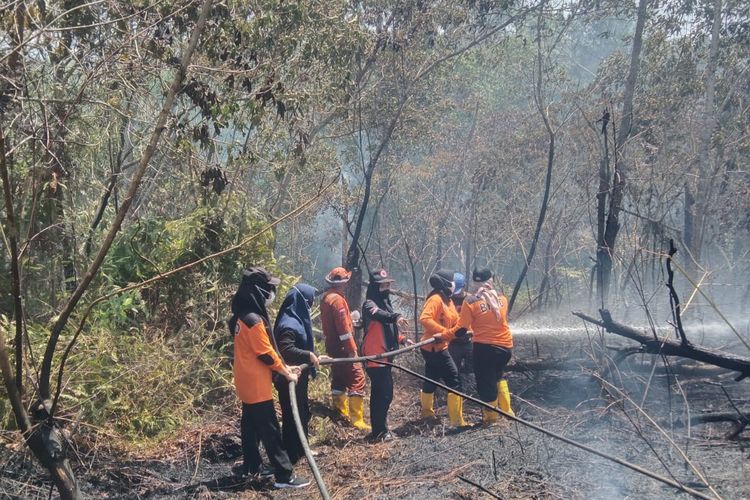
[348,396,371,431]
[331,393,349,419]
[447,393,467,427]
[482,399,499,424]
[420,391,435,418]
[497,380,515,417]
[458,396,467,425]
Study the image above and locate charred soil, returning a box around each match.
[2,330,749,499]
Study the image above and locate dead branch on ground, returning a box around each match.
[573,310,750,381]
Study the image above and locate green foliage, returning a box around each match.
[101,198,280,330]
[90,290,147,330]
[59,325,233,443]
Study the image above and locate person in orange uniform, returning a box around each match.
[419,269,466,426]
[456,268,515,424]
[229,267,310,489]
[361,269,410,441]
[319,267,370,431]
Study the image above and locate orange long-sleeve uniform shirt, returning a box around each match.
[419,293,460,352]
[458,294,513,349]
[320,290,358,357]
[233,314,285,404]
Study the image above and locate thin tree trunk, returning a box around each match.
[345,93,409,309]
[684,0,721,269]
[508,23,555,315]
[84,100,134,257]
[598,0,648,304]
[2,1,26,390]
[0,127,24,392]
[595,109,610,307]
[403,234,420,341]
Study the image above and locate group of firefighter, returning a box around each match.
[228,265,515,489]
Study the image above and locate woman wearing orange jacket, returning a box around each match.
[456,268,515,424]
[229,267,309,489]
[419,269,466,426]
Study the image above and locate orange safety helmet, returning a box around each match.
[325,266,352,284]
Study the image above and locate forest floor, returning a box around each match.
[2,328,749,499]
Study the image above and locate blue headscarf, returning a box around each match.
[273,283,317,375]
[452,272,465,297]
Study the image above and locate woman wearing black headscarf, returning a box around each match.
[418,269,465,427]
[361,269,409,441]
[273,284,326,463]
[230,268,309,489]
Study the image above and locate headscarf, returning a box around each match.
[364,270,398,351]
[228,268,277,335]
[474,278,502,321]
[274,284,316,350]
[452,272,465,297]
[274,283,317,376]
[427,269,455,300]
[365,277,393,311]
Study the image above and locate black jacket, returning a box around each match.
[276,327,312,365]
[362,283,402,353]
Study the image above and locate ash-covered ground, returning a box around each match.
[2,322,749,499]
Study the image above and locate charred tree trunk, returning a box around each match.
[0,331,79,498]
[573,310,750,381]
[509,24,554,315]
[684,412,749,439]
[345,93,409,309]
[666,239,690,346]
[597,0,647,305]
[595,108,610,307]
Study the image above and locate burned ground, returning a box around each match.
[2,329,748,499]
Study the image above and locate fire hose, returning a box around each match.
[287,338,437,500]
[287,338,716,500]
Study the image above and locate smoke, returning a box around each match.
[300,207,345,287]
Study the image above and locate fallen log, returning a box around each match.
[506,357,732,376]
[688,412,750,426]
[572,309,750,381]
[672,412,750,439]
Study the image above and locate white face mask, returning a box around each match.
[449,281,456,295]
[265,291,276,306]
